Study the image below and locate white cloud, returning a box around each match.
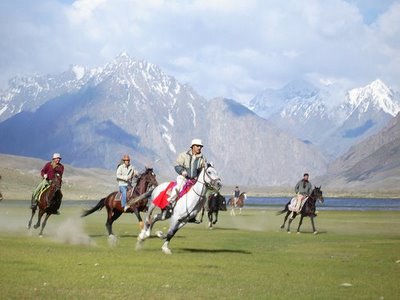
[0,0,399,102]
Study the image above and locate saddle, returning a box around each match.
[153,179,196,209]
[288,196,308,213]
[115,186,135,202]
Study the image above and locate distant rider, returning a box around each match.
[294,173,312,212]
[232,186,240,207]
[31,153,64,214]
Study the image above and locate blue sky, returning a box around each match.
[1,0,399,103]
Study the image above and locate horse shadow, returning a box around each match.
[181,248,252,254]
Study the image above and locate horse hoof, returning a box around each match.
[156,231,165,239]
[162,246,172,255]
[297,231,300,234]
[33,225,39,229]
[39,235,43,238]
[280,225,284,229]
[108,235,117,247]
[287,231,291,234]
[313,231,318,235]
[135,240,143,251]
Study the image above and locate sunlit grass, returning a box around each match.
[0,205,399,299]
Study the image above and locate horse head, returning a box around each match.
[52,174,62,190]
[202,163,222,192]
[135,167,158,194]
[312,186,324,203]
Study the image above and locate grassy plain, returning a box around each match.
[0,203,399,300]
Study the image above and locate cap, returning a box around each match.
[52,153,62,159]
[191,138,203,147]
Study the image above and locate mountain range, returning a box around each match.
[0,53,399,190]
[0,53,327,186]
[249,79,400,159]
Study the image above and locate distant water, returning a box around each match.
[243,197,400,211]
[2,197,400,211]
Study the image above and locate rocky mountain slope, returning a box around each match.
[317,112,400,191]
[0,53,327,186]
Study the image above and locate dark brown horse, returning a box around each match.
[278,186,324,234]
[81,167,158,236]
[200,192,227,229]
[27,174,63,236]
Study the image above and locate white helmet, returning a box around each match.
[52,153,62,159]
[191,139,203,147]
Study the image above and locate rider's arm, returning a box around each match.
[294,181,300,194]
[174,152,187,175]
[116,165,129,182]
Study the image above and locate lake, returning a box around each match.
[1,197,400,211]
[242,197,400,211]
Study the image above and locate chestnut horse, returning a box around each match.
[81,167,158,236]
[27,174,62,236]
[278,186,324,234]
[228,192,246,216]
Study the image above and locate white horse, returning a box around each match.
[137,163,222,254]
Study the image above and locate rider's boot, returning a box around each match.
[166,188,178,211]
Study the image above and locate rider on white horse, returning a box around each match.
[167,139,206,219]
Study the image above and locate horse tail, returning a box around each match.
[276,202,290,215]
[81,198,106,217]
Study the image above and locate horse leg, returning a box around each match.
[131,208,144,230]
[297,215,304,233]
[138,204,156,241]
[213,211,218,224]
[39,213,51,236]
[34,210,44,229]
[287,213,296,233]
[200,207,205,223]
[27,207,37,229]
[207,211,213,229]
[162,218,185,255]
[106,209,122,236]
[230,206,236,216]
[310,216,318,234]
[280,211,290,229]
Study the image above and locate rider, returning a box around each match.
[232,186,240,207]
[31,153,64,214]
[167,139,206,215]
[116,154,138,211]
[294,173,313,212]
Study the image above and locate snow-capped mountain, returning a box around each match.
[0,64,99,122]
[0,53,327,186]
[249,79,400,158]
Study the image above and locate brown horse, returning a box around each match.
[228,192,246,216]
[278,186,324,234]
[81,167,158,236]
[27,174,63,236]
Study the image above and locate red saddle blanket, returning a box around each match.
[153,179,196,209]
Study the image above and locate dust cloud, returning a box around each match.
[0,207,94,246]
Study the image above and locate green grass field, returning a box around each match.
[0,203,399,299]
